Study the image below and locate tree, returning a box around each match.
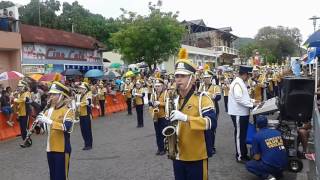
[255,26,302,63]
[111,0,186,70]
[19,0,60,28]
[55,1,121,50]
[0,1,14,9]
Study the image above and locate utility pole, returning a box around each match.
[38,0,42,26]
[309,15,320,32]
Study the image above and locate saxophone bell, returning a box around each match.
[162,125,176,137]
[153,107,159,113]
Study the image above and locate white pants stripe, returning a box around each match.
[236,115,241,161]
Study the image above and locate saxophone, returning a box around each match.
[162,91,179,160]
[21,97,53,148]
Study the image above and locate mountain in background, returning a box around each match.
[233,37,255,49]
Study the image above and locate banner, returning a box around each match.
[22,65,45,74]
[22,44,102,63]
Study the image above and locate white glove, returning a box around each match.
[14,98,18,102]
[135,93,143,97]
[36,113,53,125]
[153,101,160,106]
[170,110,188,122]
[211,94,216,99]
[76,102,80,106]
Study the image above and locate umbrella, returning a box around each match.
[124,71,134,77]
[0,71,24,81]
[85,69,104,78]
[104,71,120,80]
[109,63,122,69]
[138,64,148,68]
[39,73,63,82]
[304,29,320,47]
[62,69,82,76]
[29,74,43,81]
[115,79,123,86]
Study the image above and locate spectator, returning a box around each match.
[298,122,312,158]
[8,10,15,32]
[30,86,42,116]
[0,9,9,31]
[0,90,14,126]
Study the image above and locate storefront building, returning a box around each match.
[20,24,104,75]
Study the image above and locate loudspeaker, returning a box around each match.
[280,77,314,123]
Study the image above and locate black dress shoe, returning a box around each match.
[158,151,166,156]
[212,148,216,155]
[82,146,92,150]
[20,143,27,148]
[155,151,160,155]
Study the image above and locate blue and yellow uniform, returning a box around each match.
[14,80,31,143]
[133,84,145,127]
[78,82,93,150]
[97,82,106,116]
[171,48,216,180]
[37,81,75,180]
[150,78,169,155]
[123,80,133,115]
[246,116,288,179]
[45,104,74,180]
[174,90,216,180]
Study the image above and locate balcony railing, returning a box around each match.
[211,46,239,56]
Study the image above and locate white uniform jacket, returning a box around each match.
[228,77,254,116]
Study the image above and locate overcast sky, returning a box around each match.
[14,0,320,42]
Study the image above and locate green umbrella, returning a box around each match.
[109,63,122,69]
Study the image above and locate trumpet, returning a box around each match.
[162,91,179,160]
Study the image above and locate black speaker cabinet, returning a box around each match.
[280,77,315,122]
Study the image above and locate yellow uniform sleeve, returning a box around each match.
[188,95,215,130]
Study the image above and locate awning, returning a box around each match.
[65,65,103,70]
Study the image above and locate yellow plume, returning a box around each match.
[155,72,161,78]
[83,77,89,83]
[204,64,210,71]
[53,73,61,82]
[178,48,188,60]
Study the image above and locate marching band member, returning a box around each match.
[133,80,145,128]
[265,66,274,99]
[150,77,168,155]
[123,78,133,115]
[201,70,220,154]
[228,65,256,163]
[251,66,264,103]
[14,80,32,148]
[146,78,153,105]
[77,82,93,150]
[272,68,281,97]
[170,48,216,180]
[97,81,106,117]
[221,77,230,112]
[36,81,75,180]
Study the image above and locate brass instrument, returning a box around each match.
[20,97,53,148]
[162,91,179,160]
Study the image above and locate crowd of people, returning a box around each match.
[0,48,314,180]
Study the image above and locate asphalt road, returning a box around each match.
[0,100,303,180]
